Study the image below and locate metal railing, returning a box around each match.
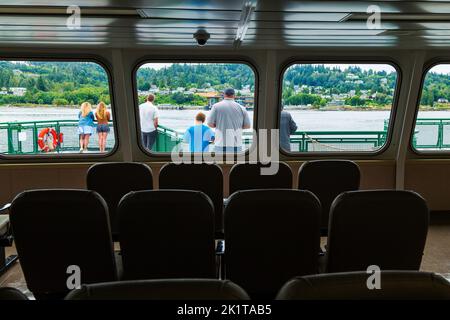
[413,118,450,150]
[0,120,115,154]
[1,118,450,154]
[153,124,183,152]
[0,120,184,154]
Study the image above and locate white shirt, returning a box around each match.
[139,101,159,133]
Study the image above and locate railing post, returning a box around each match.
[301,133,306,152]
[7,124,14,154]
[56,121,60,153]
[438,120,444,149]
[163,127,167,152]
[33,122,38,153]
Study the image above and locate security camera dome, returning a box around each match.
[193,29,210,46]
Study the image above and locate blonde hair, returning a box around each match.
[96,101,108,120]
[80,102,92,117]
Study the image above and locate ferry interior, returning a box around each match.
[1,0,450,308]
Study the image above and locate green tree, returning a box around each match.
[36,76,48,91]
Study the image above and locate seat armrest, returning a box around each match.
[0,203,10,214]
[0,213,12,246]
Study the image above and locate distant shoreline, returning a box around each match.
[0,104,80,109]
[1,104,450,111]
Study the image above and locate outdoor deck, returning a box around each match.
[0,118,449,154]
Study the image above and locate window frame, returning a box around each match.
[277,58,402,157]
[0,55,119,160]
[132,57,259,157]
[410,60,450,155]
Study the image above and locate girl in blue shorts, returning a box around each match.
[78,102,95,153]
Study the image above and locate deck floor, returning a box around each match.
[1,221,450,299]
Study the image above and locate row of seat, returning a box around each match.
[65,271,450,300]
[9,187,429,299]
[2,271,450,300]
[88,160,360,237]
[0,160,358,281]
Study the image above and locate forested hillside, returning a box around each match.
[136,63,255,91]
[0,61,448,108]
[0,61,110,105]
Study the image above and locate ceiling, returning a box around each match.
[0,1,449,48]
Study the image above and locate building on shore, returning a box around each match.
[197,91,254,109]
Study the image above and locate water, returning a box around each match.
[1,106,450,152]
[0,107,81,123]
[2,106,449,132]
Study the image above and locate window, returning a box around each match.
[280,63,399,153]
[135,62,256,153]
[412,64,450,152]
[0,60,115,156]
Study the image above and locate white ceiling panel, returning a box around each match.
[0,1,447,48]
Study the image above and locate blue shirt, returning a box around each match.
[184,124,215,152]
[78,111,95,127]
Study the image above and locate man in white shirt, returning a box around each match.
[139,94,159,150]
[207,88,251,152]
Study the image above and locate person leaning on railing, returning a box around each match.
[95,102,111,153]
[207,88,251,153]
[78,102,96,153]
[280,105,298,152]
[183,112,215,152]
[139,94,159,150]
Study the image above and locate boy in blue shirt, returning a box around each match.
[184,112,215,152]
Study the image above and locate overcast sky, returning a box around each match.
[429,64,450,75]
[290,63,397,73]
[141,62,174,70]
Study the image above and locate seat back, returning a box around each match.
[10,189,117,299]
[276,271,450,300]
[224,189,321,299]
[159,163,224,235]
[86,162,153,237]
[0,287,29,300]
[119,190,216,280]
[298,160,360,234]
[326,190,429,273]
[229,162,293,195]
[66,279,249,300]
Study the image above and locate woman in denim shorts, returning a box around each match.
[95,101,111,153]
[78,102,95,153]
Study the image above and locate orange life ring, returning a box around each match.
[38,128,59,152]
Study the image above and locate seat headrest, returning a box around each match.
[87,162,153,189]
[0,287,28,300]
[227,188,320,210]
[65,279,250,300]
[298,159,360,187]
[119,189,214,212]
[11,189,108,212]
[229,162,293,194]
[276,271,450,300]
[330,189,429,219]
[160,162,223,175]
